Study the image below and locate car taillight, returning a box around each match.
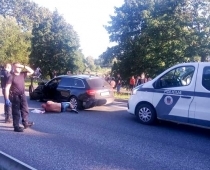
[86,90,96,95]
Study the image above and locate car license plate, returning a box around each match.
[100,91,109,96]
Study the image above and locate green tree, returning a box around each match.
[71,50,86,74]
[0,0,52,30]
[103,0,210,79]
[30,10,80,77]
[85,56,96,71]
[184,0,210,61]
[0,15,31,64]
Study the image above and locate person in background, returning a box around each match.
[5,63,34,132]
[110,77,116,89]
[0,63,12,123]
[53,70,57,78]
[67,71,72,75]
[135,76,141,86]
[129,75,136,91]
[136,72,147,86]
[140,72,147,84]
[34,67,42,78]
[115,74,122,93]
[41,101,78,113]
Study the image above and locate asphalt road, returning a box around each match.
[0,92,210,170]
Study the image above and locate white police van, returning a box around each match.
[127,62,210,128]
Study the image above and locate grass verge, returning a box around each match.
[114,92,130,100]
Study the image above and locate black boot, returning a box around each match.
[14,127,24,132]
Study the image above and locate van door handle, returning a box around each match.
[181,96,191,99]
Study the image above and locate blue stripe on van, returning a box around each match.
[156,95,180,116]
[137,88,210,98]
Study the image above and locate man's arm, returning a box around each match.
[24,65,34,76]
[16,64,34,76]
[5,83,11,100]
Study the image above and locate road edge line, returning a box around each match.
[0,151,37,170]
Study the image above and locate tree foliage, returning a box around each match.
[0,0,85,77]
[102,0,210,79]
[0,15,31,64]
[85,56,96,71]
[71,50,86,74]
[30,11,81,77]
[0,0,52,30]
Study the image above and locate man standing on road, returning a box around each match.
[5,63,35,132]
[0,63,12,123]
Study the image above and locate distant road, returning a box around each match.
[0,91,209,170]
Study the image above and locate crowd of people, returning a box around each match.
[104,72,152,93]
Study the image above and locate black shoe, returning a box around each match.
[23,121,35,129]
[71,109,78,114]
[14,127,24,132]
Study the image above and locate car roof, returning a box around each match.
[57,74,101,80]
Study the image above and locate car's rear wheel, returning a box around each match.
[135,103,156,124]
[69,96,82,110]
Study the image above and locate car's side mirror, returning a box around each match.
[153,79,161,89]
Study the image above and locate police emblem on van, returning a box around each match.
[164,96,173,105]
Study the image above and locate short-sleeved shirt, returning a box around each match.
[0,69,11,88]
[116,76,122,85]
[7,72,27,95]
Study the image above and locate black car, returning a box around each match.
[29,75,115,109]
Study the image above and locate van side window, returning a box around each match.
[202,67,210,91]
[159,66,195,88]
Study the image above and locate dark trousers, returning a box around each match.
[10,94,29,128]
[2,88,12,120]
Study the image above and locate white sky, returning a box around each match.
[32,0,124,58]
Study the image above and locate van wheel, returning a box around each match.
[135,103,156,125]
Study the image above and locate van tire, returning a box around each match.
[135,103,156,125]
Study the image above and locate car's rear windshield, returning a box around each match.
[87,78,110,88]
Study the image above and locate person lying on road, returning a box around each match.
[41,101,78,114]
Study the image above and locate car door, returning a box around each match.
[189,64,210,127]
[56,77,74,101]
[152,64,197,123]
[57,77,85,102]
[43,77,61,100]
